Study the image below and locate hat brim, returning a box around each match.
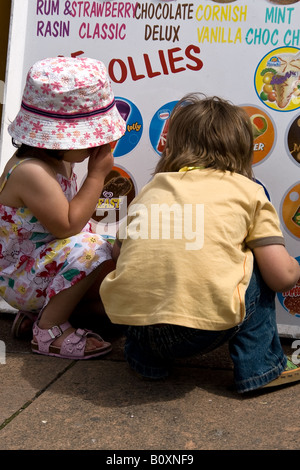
[8,103,126,150]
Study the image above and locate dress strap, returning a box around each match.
[0,159,31,193]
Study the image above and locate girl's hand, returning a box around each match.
[7,144,116,239]
[87,144,114,180]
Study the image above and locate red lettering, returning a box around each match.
[158,50,169,75]
[283,286,300,297]
[108,59,127,84]
[111,2,118,17]
[168,47,185,74]
[128,57,145,81]
[79,22,86,39]
[108,24,115,40]
[101,23,108,39]
[71,51,84,58]
[185,45,203,71]
[84,2,89,17]
[119,24,126,40]
[105,2,111,16]
[144,54,161,78]
[108,45,203,83]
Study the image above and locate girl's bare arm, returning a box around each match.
[13,145,113,238]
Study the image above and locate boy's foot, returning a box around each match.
[263,357,300,388]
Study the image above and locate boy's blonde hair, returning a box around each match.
[155,93,254,179]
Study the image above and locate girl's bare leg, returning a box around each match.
[37,260,115,351]
[74,259,116,316]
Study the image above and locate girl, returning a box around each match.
[0,56,125,359]
[100,93,300,393]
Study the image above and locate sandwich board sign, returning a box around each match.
[1,0,300,336]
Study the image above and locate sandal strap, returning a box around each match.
[32,322,105,358]
[32,321,72,353]
[60,328,90,357]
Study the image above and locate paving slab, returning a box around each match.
[1,311,300,451]
[1,359,300,451]
[0,353,73,424]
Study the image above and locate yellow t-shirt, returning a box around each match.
[100,169,285,330]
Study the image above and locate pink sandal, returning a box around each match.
[11,311,38,339]
[31,321,112,359]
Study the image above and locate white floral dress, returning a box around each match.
[0,160,112,313]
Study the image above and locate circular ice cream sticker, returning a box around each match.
[112,98,143,157]
[281,183,300,239]
[91,165,137,225]
[254,47,300,112]
[277,256,300,318]
[243,105,276,165]
[149,101,178,156]
[286,114,300,166]
[268,1,299,4]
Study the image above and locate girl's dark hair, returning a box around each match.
[154,93,254,179]
[12,139,63,160]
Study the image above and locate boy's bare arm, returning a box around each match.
[253,244,300,293]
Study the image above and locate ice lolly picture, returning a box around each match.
[250,114,268,139]
[110,99,131,151]
[157,111,170,153]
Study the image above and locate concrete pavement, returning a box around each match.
[1,302,300,452]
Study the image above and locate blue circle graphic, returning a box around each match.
[254,178,271,201]
[149,101,178,156]
[113,97,143,157]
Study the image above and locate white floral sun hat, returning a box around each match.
[8,56,126,150]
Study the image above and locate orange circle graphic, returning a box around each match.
[243,106,275,165]
[282,183,300,238]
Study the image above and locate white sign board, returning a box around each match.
[1,0,300,336]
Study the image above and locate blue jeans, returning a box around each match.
[124,261,287,393]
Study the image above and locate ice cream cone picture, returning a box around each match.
[279,279,300,317]
[272,51,300,109]
[277,259,300,318]
[268,1,299,4]
[243,106,275,165]
[255,47,300,112]
[281,184,300,239]
[92,166,136,225]
[287,115,300,165]
[282,282,300,317]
